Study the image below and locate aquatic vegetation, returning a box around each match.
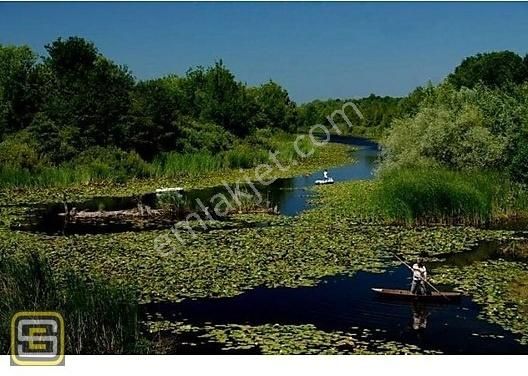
[499,239,528,260]
[1,207,514,306]
[434,260,528,345]
[2,139,528,354]
[0,141,353,205]
[313,170,528,226]
[144,320,442,355]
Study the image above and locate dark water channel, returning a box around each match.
[145,240,528,354]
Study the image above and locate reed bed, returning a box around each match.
[0,252,143,354]
[0,133,317,189]
[372,168,528,225]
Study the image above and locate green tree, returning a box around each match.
[128,76,182,160]
[0,44,39,139]
[184,61,258,136]
[41,37,135,158]
[448,51,528,89]
[251,80,298,132]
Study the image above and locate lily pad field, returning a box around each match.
[2,27,528,358]
[2,137,528,355]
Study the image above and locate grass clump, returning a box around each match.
[0,251,143,354]
[372,168,528,225]
[316,168,528,225]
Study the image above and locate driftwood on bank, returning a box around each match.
[59,205,279,225]
[58,207,165,220]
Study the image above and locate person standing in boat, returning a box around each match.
[410,258,428,295]
[323,169,329,180]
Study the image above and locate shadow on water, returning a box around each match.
[145,264,528,354]
[13,136,379,235]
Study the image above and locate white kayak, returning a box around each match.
[155,187,184,193]
[315,178,334,185]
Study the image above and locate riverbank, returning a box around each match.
[0,138,353,205]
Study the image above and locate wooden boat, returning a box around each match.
[371,288,463,301]
[315,178,334,185]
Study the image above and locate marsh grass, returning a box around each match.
[318,168,528,226]
[373,169,528,225]
[0,252,143,354]
[0,133,320,189]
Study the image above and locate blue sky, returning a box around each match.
[1,2,527,102]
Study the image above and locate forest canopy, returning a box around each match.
[1,37,527,186]
[0,37,299,166]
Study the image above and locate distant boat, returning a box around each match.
[155,187,184,193]
[371,288,462,302]
[314,178,334,185]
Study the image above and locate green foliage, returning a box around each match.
[28,112,79,163]
[298,95,402,137]
[180,61,259,137]
[509,138,528,184]
[251,80,298,132]
[175,118,234,154]
[448,51,528,89]
[72,146,152,182]
[318,169,528,226]
[381,83,528,175]
[372,169,499,225]
[0,131,42,171]
[222,143,268,169]
[41,37,135,153]
[127,77,182,160]
[0,44,39,137]
[153,152,223,177]
[0,251,141,354]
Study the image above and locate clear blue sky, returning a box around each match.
[1,2,527,103]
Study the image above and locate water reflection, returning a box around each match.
[411,302,429,331]
[145,266,528,354]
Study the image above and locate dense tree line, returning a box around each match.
[0,37,298,168]
[381,52,528,184]
[1,37,527,185]
[299,50,528,137]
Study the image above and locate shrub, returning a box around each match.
[176,119,234,154]
[509,140,528,184]
[0,130,43,171]
[72,146,152,182]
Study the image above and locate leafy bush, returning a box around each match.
[0,130,43,171]
[72,146,152,182]
[509,140,528,185]
[176,119,234,154]
[380,83,523,172]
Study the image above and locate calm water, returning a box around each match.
[146,242,528,354]
[16,136,379,234]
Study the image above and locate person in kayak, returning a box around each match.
[410,258,428,295]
